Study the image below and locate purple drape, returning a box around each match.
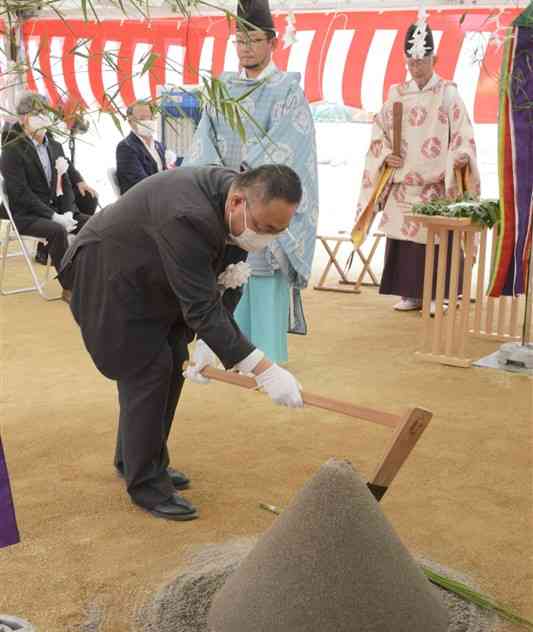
[0,437,19,549]
[504,13,533,294]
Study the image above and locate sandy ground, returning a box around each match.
[0,261,531,632]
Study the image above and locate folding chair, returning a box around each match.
[314,230,385,293]
[0,174,60,300]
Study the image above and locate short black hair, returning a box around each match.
[126,99,154,118]
[233,164,302,206]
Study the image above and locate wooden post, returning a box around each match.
[510,296,520,338]
[473,227,487,334]
[432,228,449,355]
[496,296,508,337]
[457,229,476,357]
[421,228,436,352]
[486,297,495,336]
[444,229,461,357]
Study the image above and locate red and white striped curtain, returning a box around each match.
[21,7,518,123]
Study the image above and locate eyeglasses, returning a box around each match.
[232,37,269,47]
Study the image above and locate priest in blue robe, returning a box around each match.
[184,0,319,363]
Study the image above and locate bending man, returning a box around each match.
[59,165,303,522]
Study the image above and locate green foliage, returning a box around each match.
[422,566,533,630]
[411,193,500,228]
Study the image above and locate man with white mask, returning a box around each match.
[116,100,174,194]
[59,164,304,522]
[0,91,92,284]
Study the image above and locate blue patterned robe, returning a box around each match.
[184,69,319,290]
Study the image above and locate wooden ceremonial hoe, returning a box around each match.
[200,366,432,501]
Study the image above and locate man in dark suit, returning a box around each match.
[0,92,93,279]
[59,164,304,521]
[116,100,171,194]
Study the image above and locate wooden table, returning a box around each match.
[404,214,482,368]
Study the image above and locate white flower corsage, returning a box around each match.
[55,156,69,197]
[217,261,252,291]
[165,149,177,168]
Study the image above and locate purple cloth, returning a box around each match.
[504,23,533,295]
[0,437,19,548]
[380,236,463,300]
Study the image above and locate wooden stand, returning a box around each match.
[404,214,482,368]
[201,366,432,501]
[314,232,385,293]
[470,227,524,342]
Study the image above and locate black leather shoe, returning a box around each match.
[167,467,190,490]
[35,242,49,265]
[146,493,198,521]
[115,467,190,490]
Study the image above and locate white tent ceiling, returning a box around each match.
[41,0,528,19]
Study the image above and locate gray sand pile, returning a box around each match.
[138,459,495,632]
[138,539,495,632]
[209,458,449,632]
[137,538,257,632]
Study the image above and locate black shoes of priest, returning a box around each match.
[148,493,198,521]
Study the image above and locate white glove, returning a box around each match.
[183,339,218,384]
[255,364,303,408]
[52,211,78,233]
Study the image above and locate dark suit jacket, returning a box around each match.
[116,131,167,195]
[59,166,254,380]
[0,123,80,232]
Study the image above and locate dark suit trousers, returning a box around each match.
[114,326,189,508]
[22,214,90,273]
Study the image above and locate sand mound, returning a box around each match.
[138,538,495,632]
[209,459,449,632]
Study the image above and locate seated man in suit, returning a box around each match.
[116,100,173,194]
[0,91,92,285]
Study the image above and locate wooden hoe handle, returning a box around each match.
[201,366,401,429]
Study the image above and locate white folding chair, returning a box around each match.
[0,174,60,300]
[107,167,120,198]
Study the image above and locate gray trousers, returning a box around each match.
[114,328,189,508]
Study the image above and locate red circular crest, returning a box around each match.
[404,171,424,186]
[400,220,420,239]
[362,170,372,189]
[420,183,445,202]
[452,104,461,122]
[408,106,427,127]
[421,137,442,159]
[370,140,383,158]
[450,132,463,151]
[393,184,407,203]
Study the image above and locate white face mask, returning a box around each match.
[28,114,50,133]
[229,201,277,252]
[137,119,157,139]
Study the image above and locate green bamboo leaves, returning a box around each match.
[422,566,533,630]
[412,195,500,228]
